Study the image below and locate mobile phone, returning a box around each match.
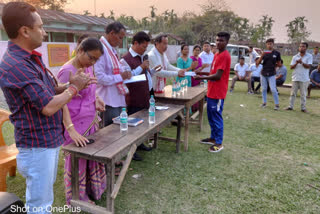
[87,139,95,144]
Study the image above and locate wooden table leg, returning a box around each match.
[106,159,115,213]
[153,132,159,149]
[184,104,190,152]
[176,113,182,153]
[199,98,205,131]
[71,154,79,213]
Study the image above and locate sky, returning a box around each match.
[65,0,320,43]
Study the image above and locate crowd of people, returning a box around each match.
[0,1,319,213]
[228,40,320,112]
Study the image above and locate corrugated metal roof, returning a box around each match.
[0,3,114,26]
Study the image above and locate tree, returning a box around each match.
[250,15,274,47]
[108,10,115,20]
[20,0,68,11]
[100,13,106,18]
[150,5,157,19]
[286,16,310,44]
[83,10,91,16]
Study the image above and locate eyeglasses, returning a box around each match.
[85,52,99,62]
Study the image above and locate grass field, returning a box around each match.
[4,57,320,213]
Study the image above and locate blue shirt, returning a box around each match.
[0,41,63,148]
[276,65,287,82]
[310,69,320,83]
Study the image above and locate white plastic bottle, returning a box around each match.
[176,81,181,96]
[204,79,208,87]
[149,103,155,124]
[185,79,188,91]
[120,108,128,131]
[172,81,177,97]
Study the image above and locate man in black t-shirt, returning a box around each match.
[257,38,281,110]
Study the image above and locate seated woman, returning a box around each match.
[176,44,197,87]
[57,38,106,205]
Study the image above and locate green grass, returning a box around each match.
[5,68,320,213]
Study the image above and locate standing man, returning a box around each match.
[95,22,132,126]
[256,38,281,110]
[194,32,231,153]
[210,43,217,55]
[120,31,154,115]
[120,31,159,159]
[199,41,214,73]
[0,2,91,213]
[230,56,251,93]
[285,42,312,112]
[148,34,185,93]
[310,47,320,75]
[249,46,257,65]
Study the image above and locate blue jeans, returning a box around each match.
[261,75,279,105]
[16,147,60,214]
[207,98,224,145]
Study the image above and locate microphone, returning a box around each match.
[143,55,148,61]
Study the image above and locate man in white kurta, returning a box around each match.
[148,34,185,93]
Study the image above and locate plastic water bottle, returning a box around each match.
[149,95,155,106]
[185,79,188,91]
[204,80,208,87]
[176,81,181,96]
[181,79,185,92]
[149,104,155,124]
[120,108,128,131]
[172,81,176,97]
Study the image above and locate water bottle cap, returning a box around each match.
[151,95,154,98]
[122,108,126,111]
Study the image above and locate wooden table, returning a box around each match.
[154,85,207,152]
[62,103,184,214]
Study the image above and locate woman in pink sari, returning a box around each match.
[57,38,106,205]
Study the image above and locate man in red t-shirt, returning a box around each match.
[194,32,231,153]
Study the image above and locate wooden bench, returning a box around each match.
[63,103,184,214]
[0,109,18,192]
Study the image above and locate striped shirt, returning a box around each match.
[0,41,63,148]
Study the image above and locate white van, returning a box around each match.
[226,44,260,69]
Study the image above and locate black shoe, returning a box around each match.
[138,143,152,151]
[132,153,143,161]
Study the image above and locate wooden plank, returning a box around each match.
[158,136,184,144]
[199,98,205,131]
[153,132,159,149]
[190,103,207,120]
[155,85,207,102]
[106,160,115,213]
[62,124,124,157]
[94,104,183,160]
[71,154,79,201]
[111,144,137,199]
[70,200,111,214]
[176,115,182,153]
[184,104,190,152]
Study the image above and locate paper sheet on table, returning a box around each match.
[185,72,196,76]
[123,74,146,84]
[155,106,169,110]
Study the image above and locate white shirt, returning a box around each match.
[249,63,263,77]
[199,51,214,73]
[120,48,156,91]
[234,63,249,77]
[249,52,257,64]
[148,47,180,91]
[290,53,313,82]
[94,36,126,107]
